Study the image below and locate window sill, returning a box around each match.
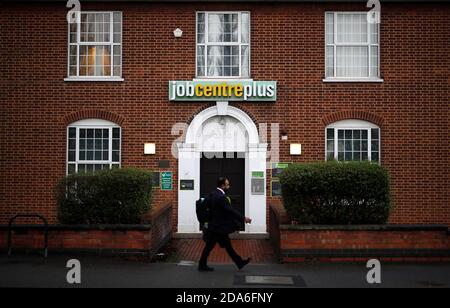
[323,78,384,83]
[64,77,124,82]
[193,78,253,82]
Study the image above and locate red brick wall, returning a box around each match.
[270,203,450,262]
[0,2,449,229]
[280,230,450,250]
[0,203,172,253]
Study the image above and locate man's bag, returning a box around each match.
[196,197,210,224]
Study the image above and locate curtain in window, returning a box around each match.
[325,12,379,78]
[336,46,368,77]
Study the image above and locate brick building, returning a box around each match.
[1,0,449,236]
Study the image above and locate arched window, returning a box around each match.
[326,119,380,163]
[67,119,121,174]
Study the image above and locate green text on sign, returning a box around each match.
[160,171,173,191]
[252,171,265,178]
[169,80,277,102]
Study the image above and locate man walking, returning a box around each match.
[198,177,252,272]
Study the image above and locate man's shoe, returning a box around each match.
[198,265,215,272]
[237,258,251,270]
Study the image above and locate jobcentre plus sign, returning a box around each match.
[169,80,277,102]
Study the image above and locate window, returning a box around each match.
[326,120,380,163]
[67,119,121,174]
[67,12,122,79]
[325,12,380,80]
[196,12,250,78]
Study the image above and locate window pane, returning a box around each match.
[112,151,120,162]
[362,130,368,139]
[345,130,352,139]
[80,13,110,43]
[197,13,205,44]
[345,140,352,151]
[113,128,120,139]
[326,46,334,77]
[79,45,111,76]
[362,141,368,151]
[95,151,102,160]
[241,13,250,43]
[87,151,94,160]
[327,140,334,152]
[68,164,76,175]
[95,139,102,150]
[336,46,368,77]
[78,164,86,173]
[336,13,367,44]
[362,152,368,161]
[371,141,379,152]
[371,128,379,140]
[68,151,76,162]
[327,152,335,161]
[208,13,238,43]
[370,23,378,44]
[241,45,250,77]
[197,45,205,77]
[69,22,77,43]
[327,128,334,140]
[68,127,76,139]
[345,152,352,161]
[325,13,334,44]
[113,12,122,43]
[207,46,239,77]
[370,46,379,77]
[112,139,120,150]
[371,152,379,162]
[68,139,76,150]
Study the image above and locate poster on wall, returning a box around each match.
[271,163,291,197]
[160,171,173,191]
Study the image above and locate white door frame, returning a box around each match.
[177,103,267,234]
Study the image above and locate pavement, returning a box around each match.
[1,254,449,288]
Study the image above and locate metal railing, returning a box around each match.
[8,214,48,258]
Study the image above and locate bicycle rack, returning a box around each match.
[8,214,48,258]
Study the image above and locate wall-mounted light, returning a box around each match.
[290,144,302,155]
[173,28,183,38]
[144,143,156,155]
[281,130,288,141]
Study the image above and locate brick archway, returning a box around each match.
[322,110,384,127]
[62,110,125,126]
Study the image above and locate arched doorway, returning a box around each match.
[177,104,267,234]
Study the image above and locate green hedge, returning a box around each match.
[279,161,391,225]
[55,168,153,224]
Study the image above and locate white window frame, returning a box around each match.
[325,119,381,163]
[66,119,122,175]
[65,11,124,82]
[195,11,251,80]
[323,12,383,83]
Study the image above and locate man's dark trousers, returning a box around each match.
[199,229,244,267]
